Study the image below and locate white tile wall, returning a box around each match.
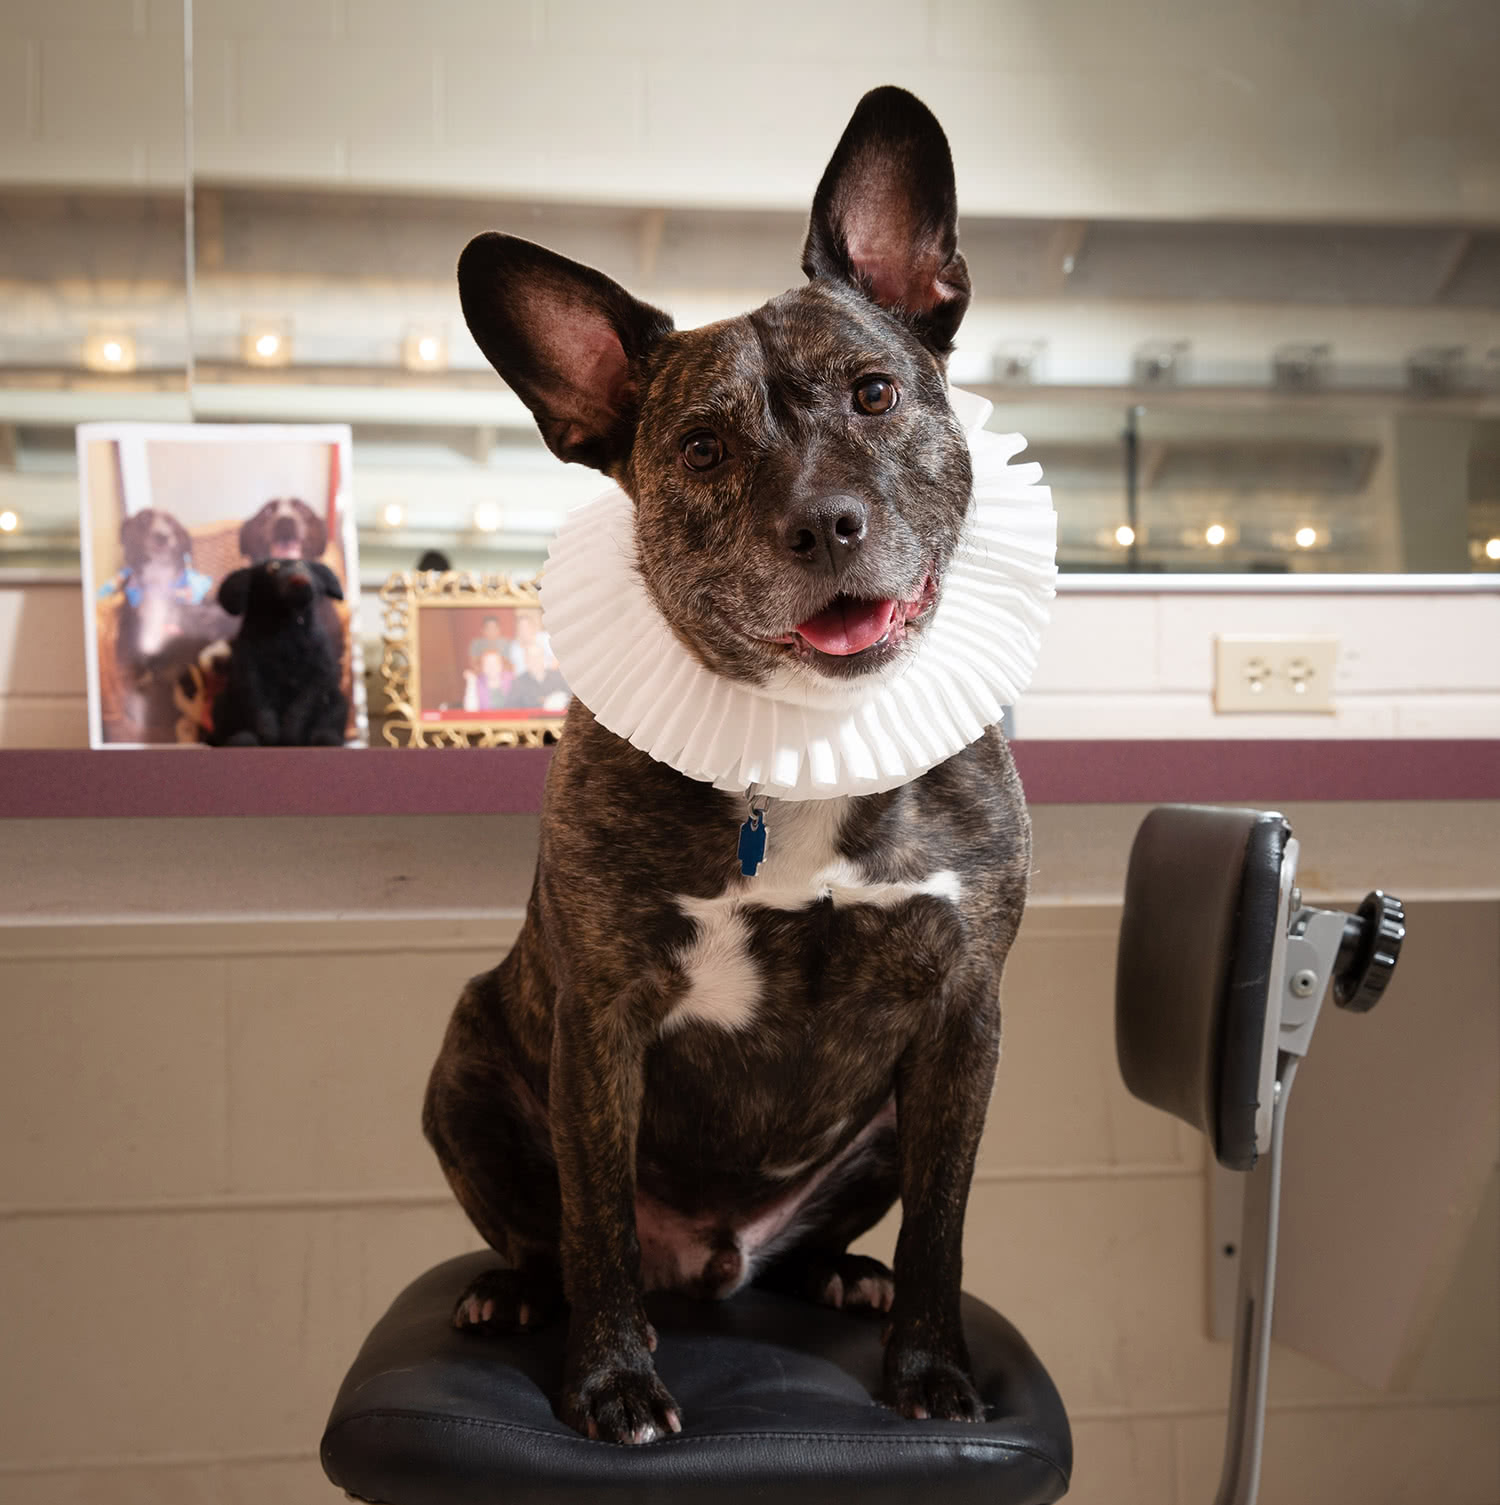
[37,40,182,145]
[0,43,34,142]
[5,579,1497,747]
[1154,594,1500,695]
[0,0,143,42]
[1012,586,1500,740]
[194,0,342,43]
[4,0,1497,220]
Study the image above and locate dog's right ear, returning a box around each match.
[458,233,674,474]
[218,568,251,616]
[803,86,971,355]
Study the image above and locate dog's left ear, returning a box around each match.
[458,233,674,474]
[308,561,343,600]
[218,568,252,616]
[803,85,971,355]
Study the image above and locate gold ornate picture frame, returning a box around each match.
[379,572,569,747]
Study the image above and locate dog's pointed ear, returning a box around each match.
[802,86,971,355]
[308,561,343,600]
[218,568,251,616]
[458,233,674,474]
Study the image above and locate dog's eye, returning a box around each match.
[853,377,898,415]
[680,431,725,472]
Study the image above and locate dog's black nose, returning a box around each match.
[781,495,868,568]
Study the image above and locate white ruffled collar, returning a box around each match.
[539,387,1057,800]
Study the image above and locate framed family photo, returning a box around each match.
[77,423,366,748]
[379,572,570,747]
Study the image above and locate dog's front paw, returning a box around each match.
[884,1345,985,1423]
[563,1362,683,1445]
[452,1265,564,1335]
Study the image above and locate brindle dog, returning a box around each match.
[424,86,1032,1445]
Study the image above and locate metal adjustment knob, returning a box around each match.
[1332,890,1405,1012]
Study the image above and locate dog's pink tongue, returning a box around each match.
[794,597,897,656]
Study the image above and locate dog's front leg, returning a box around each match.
[549,988,682,1444]
[884,976,1002,1422]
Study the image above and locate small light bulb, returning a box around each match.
[242,320,293,366]
[1114,524,1136,547]
[0,510,18,533]
[1486,537,1500,561]
[1205,523,1227,547]
[473,503,501,533]
[1295,526,1317,549]
[382,503,405,528]
[402,326,448,373]
[84,329,137,373]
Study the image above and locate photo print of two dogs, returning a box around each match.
[80,425,364,748]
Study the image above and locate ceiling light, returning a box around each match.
[0,510,18,533]
[83,329,137,373]
[242,317,293,368]
[381,503,405,529]
[473,503,501,533]
[1486,537,1500,561]
[403,326,448,373]
[1294,526,1318,549]
[1205,523,1227,547]
[1114,524,1136,547]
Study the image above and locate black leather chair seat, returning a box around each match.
[321,1252,1072,1505]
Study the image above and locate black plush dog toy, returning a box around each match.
[209,559,348,746]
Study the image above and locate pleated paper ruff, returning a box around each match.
[540,387,1057,800]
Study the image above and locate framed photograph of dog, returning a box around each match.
[378,572,569,747]
[77,423,366,748]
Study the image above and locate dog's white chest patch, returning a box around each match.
[662,798,962,1035]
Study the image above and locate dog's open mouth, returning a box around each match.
[769,574,939,659]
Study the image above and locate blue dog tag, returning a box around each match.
[737,810,768,878]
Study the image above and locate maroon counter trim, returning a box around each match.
[1,741,1496,819]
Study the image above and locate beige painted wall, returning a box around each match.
[1,805,1497,1505]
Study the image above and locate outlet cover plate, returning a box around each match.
[1214,635,1338,713]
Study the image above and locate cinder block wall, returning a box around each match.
[1,811,1496,1505]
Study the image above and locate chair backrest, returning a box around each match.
[1115,805,1290,1172]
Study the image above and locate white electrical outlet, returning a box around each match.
[1214,635,1338,713]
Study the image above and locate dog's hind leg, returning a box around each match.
[754,1115,900,1314]
[451,1257,566,1334]
[757,1249,896,1313]
[424,967,566,1333]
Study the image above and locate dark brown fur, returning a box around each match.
[426,86,1031,1444]
[238,497,327,563]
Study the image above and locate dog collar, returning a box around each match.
[540,387,1057,801]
